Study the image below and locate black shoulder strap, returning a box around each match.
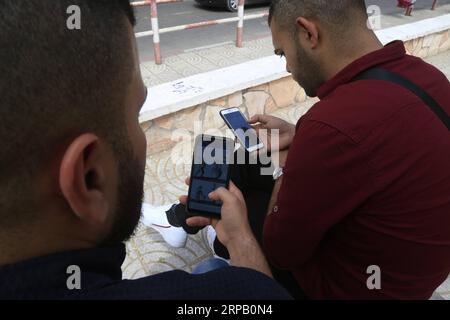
[352,67,450,131]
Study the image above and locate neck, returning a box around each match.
[322,31,384,82]
[0,224,95,267]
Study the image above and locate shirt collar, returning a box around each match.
[317,40,407,99]
[0,244,126,298]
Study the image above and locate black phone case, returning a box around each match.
[186,135,234,219]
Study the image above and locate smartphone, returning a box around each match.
[220,107,264,153]
[187,134,235,218]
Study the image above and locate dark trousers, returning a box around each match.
[211,150,307,299]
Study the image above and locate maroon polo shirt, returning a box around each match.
[263,41,450,299]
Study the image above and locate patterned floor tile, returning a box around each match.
[436,278,450,294]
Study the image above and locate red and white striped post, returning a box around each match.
[150,0,162,64]
[431,0,438,10]
[236,0,245,48]
[132,0,268,63]
[405,4,413,16]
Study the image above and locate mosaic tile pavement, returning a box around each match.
[140,37,276,87]
[123,50,450,299]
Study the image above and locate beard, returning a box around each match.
[100,148,145,246]
[293,40,325,97]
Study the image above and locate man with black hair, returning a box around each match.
[186,0,450,299]
[0,0,290,300]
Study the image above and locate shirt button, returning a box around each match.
[273,206,279,213]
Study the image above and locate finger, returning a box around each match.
[179,195,188,205]
[186,216,212,227]
[248,115,259,124]
[228,181,245,203]
[185,177,191,186]
[208,187,236,204]
[252,124,266,134]
[249,114,269,125]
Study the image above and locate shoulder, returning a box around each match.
[302,80,423,144]
[83,267,291,300]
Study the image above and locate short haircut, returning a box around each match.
[269,0,368,36]
[0,0,136,228]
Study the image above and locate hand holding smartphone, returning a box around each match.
[220,107,264,153]
[186,134,235,218]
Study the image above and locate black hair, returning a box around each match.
[269,0,368,35]
[0,0,137,228]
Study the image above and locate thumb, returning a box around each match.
[249,114,265,124]
[209,187,235,203]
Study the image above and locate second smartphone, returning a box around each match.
[220,107,264,153]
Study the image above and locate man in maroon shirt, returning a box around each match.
[186,0,450,299]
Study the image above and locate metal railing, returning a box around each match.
[131,0,442,64]
[131,0,269,64]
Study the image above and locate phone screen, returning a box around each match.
[187,135,234,217]
[221,109,263,152]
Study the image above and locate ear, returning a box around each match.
[59,133,115,227]
[296,17,320,49]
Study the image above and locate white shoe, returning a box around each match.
[206,226,230,263]
[141,203,188,248]
[206,225,216,254]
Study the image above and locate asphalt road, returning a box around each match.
[134,0,270,61]
[133,0,450,62]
